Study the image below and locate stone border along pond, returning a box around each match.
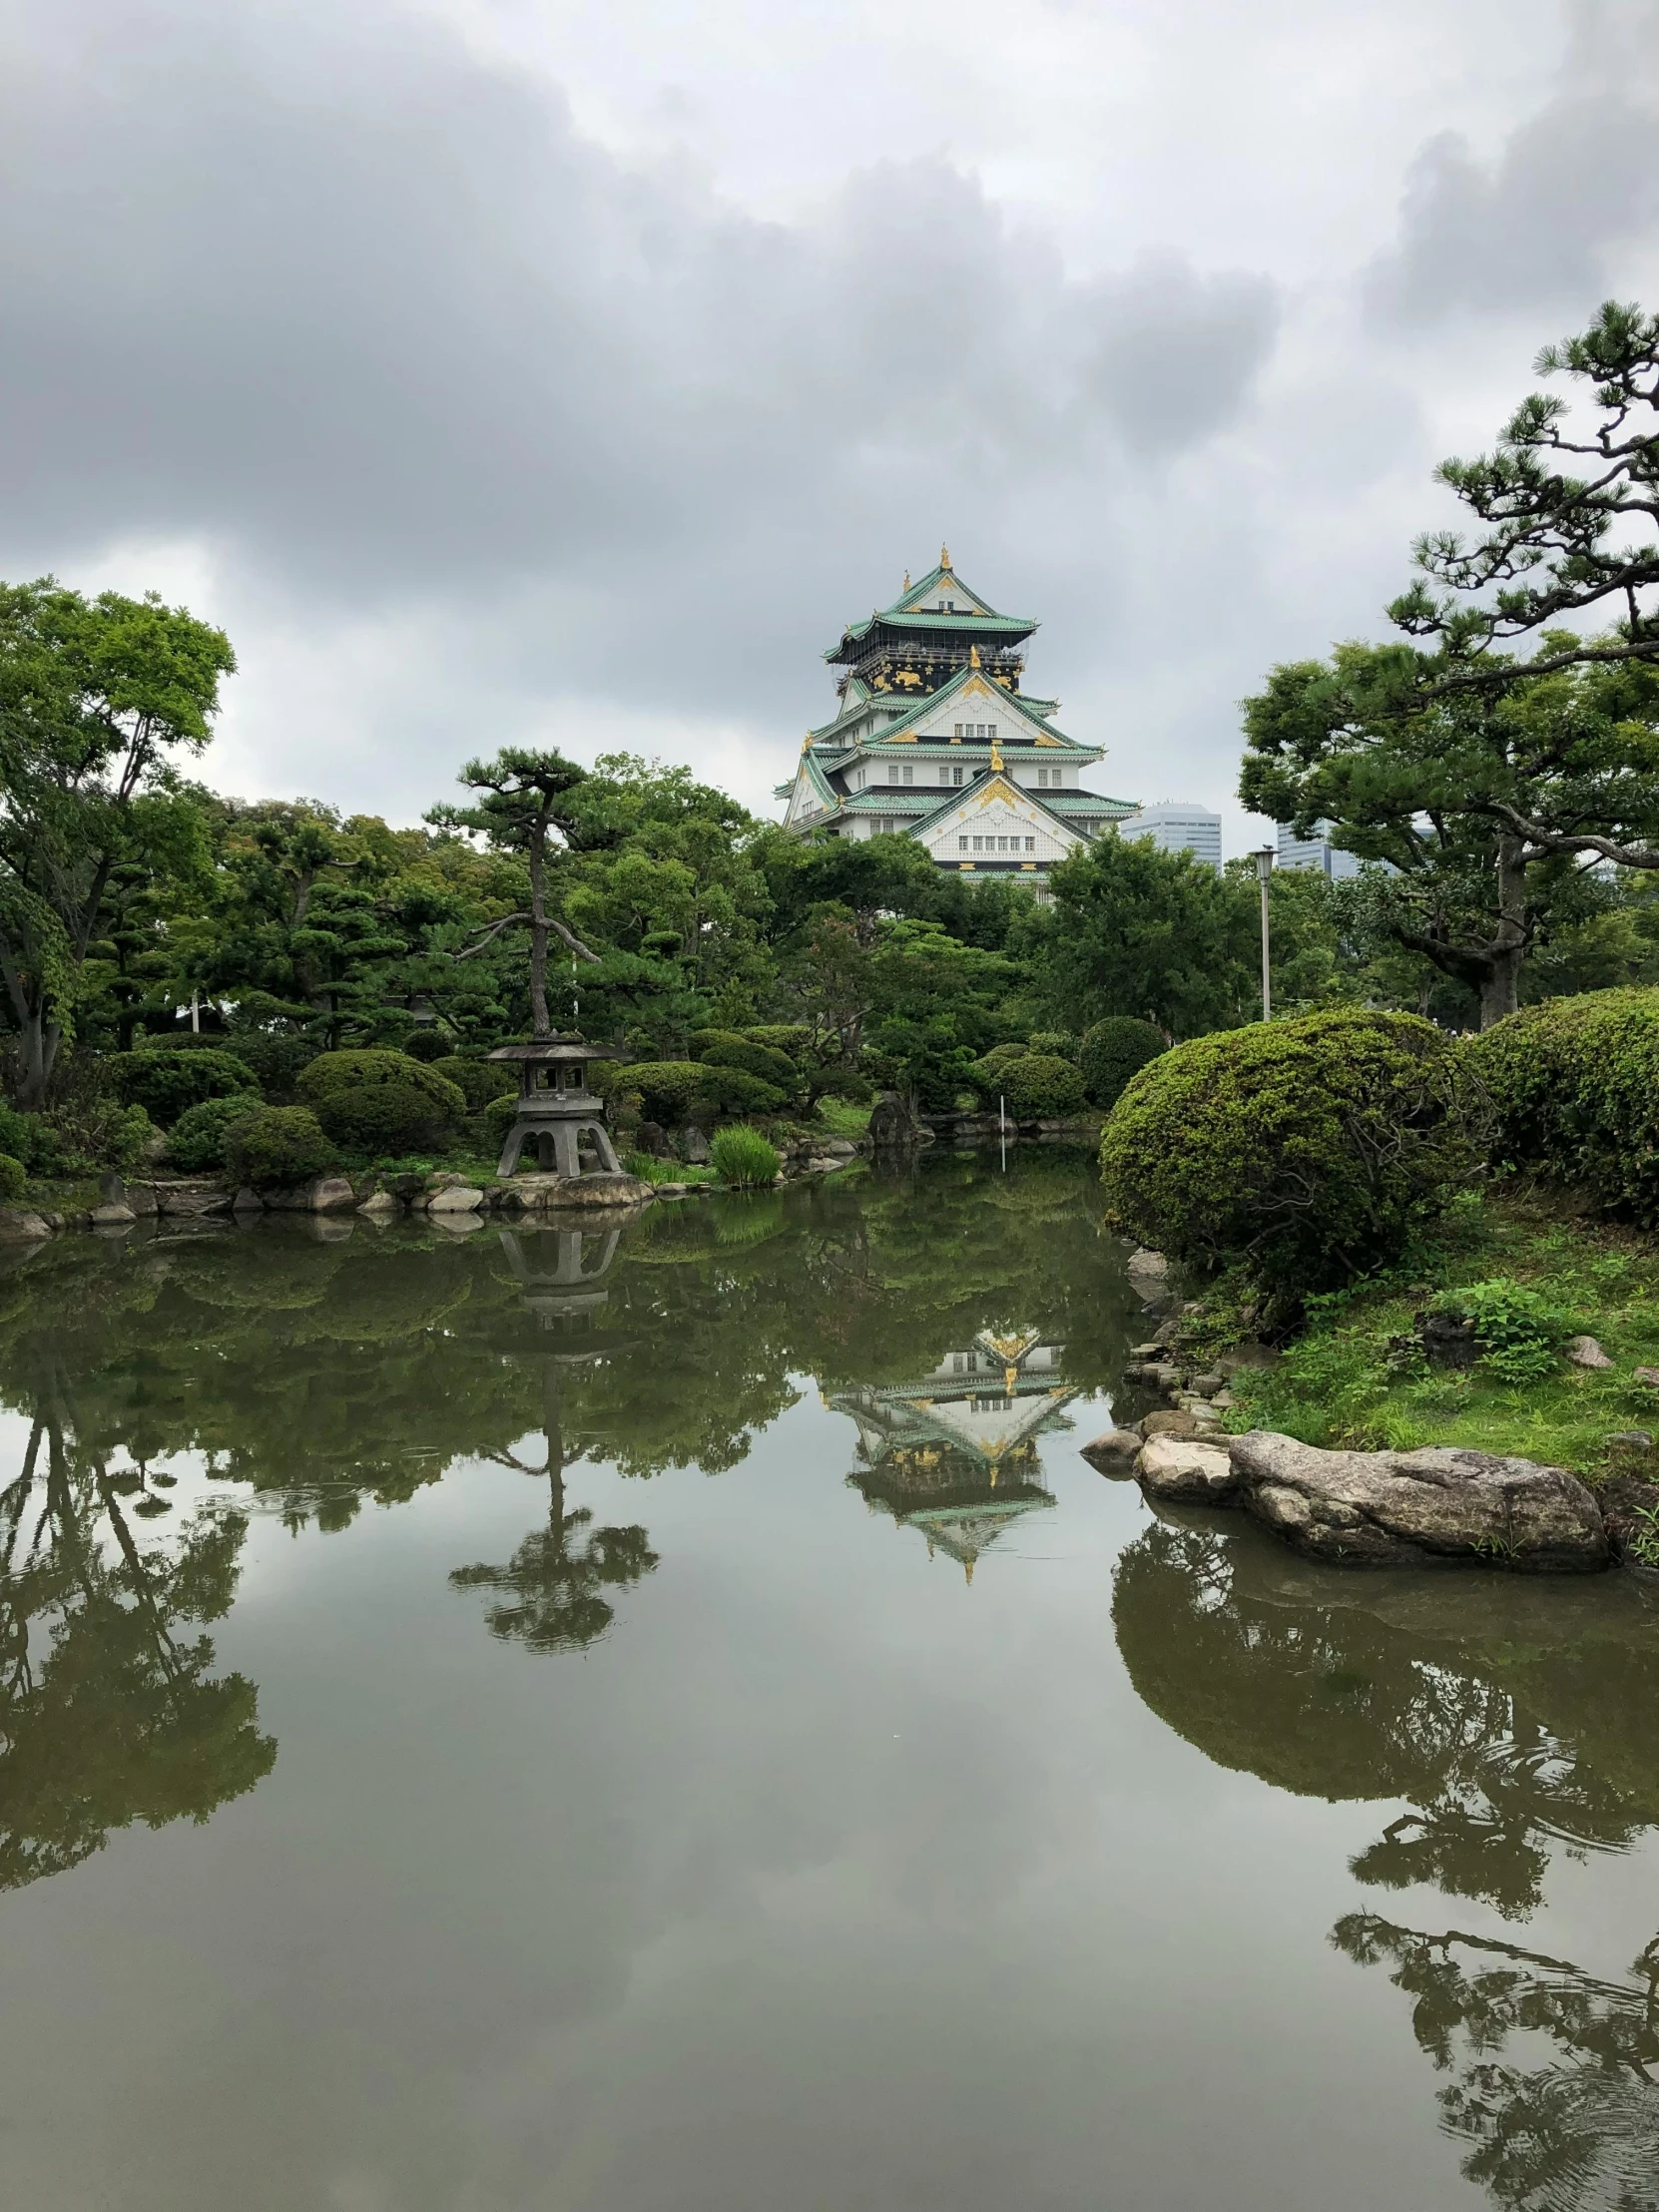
[0,1133,865,1241]
[1084,1248,1659,1582]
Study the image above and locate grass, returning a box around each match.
[1222,1191,1659,1478]
[813,1097,871,1141]
[623,1151,716,1186]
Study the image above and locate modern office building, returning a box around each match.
[1277,821,1362,879]
[1118,803,1223,871]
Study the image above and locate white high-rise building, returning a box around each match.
[1118,804,1223,872]
[1277,821,1361,879]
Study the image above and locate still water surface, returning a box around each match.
[1,1152,1656,2211]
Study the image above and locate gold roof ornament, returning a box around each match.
[802,733,813,753]
[968,643,981,668]
[903,571,910,591]
[989,736,1004,773]
[940,543,951,569]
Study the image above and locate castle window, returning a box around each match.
[987,724,997,741]
[953,724,962,738]
[972,836,983,852]
[901,765,912,786]
[1025,836,1035,851]
[958,836,968,851]
[1036,767,1048,788]
[939,767,950,785]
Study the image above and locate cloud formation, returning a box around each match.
[3,0,1658,840]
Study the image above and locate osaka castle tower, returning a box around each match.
[777,549,1137,883]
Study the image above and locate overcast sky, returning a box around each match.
[4,0,1659,852]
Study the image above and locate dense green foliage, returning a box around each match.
[1000,1053,1086,1119]
[223,1106,337,1189]
[1241,304,1659,1027]
[110,1045,259,1126]
[691,1029,801,1095]
[296,1050,467,1152]
[1462,986,1659,1224]
[1100,1010,1472,1310]
[1078,1017,1165,1107]
[0,1153,24,1202]
[425,1056,514,1111]
[710,1125,781,1187]
[164,1095,261,1173]
[1428,1278,1572,1383]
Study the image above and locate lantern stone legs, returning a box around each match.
[497,1105,621,1180]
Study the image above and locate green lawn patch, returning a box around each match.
[1224,1193,1659,1478]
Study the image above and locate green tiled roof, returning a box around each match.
[826,561,1038,660]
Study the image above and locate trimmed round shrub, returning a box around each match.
[110,1046,260,1126]
[312,1082,462,1154]
[401,1031,453,1062]
[164,1095,262,1173]
[298,1049,463,1109]
[298,1050,466,1153]
[710,1125,781,1187]
[968,1044,1028,1097]
[744,1024,816,1067]
[692,1030,801,1096]
[1079,1017,1166,1109]
[224,1107,337,1190]
[693,1065,787,1117]
[1027,1030,1079,1061]
[427,1056,516,1112]
[0,1153,25,1202]
[1100,1010,1471,1308]
[1461,987,1659,1224]
[220,1032,317,1099]
[0,1102,62,1176]
[1002,1053,1088,1119]
[614,1061,704,1126]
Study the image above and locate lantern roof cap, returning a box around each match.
[484,1038,626,1063]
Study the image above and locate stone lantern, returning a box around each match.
[486,1037,627,1179]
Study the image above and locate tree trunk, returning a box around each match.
[14,1009,61,1112]
[1477,834,1530,1028]
[527,831,551,1039]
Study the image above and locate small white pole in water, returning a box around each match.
[999,1092,1007,1173]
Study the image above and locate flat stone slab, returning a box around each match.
[1137,1434,1238,1504]
[1230,1431,1608,1572]
[496,1172,652,1210]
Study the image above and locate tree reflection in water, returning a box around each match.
[1113,1512,1659,2211]
[450,1227,658,1654]
[0,1375,274,1891]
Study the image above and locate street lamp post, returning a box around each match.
[1254,846,1275,1021]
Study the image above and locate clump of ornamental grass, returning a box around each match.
[710,1125,780,1188]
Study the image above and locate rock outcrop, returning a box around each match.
[1226,1431,1609,1572]
[1135,1434,1238,1504]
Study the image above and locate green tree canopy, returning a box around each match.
[0,580,235,1103]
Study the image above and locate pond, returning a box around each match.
[2,1151,1656,2212]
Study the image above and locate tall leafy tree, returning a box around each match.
[428,750,604,1038]
[1029,832,1257,1037]
[0,581,235,1104]
[1241,647,1659,1023]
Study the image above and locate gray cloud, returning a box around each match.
[1366,6,1659,328]
[0,0,1280,736]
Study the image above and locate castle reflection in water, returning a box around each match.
[825,1329,1078,1579]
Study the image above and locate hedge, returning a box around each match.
[109,1046,260,1126]
[692,1030,801,1095]
[1099,1009,1471,1311]
[224,1108,337,1189]
[1002,1053,1087,1119]
[0,1154,25,1203]
[615,1059,787,1125]
[165,1095,262,1173]
[297,1050,465,1111]
[1461,987,1659,1224]
[426,1056,516,1112]
[1079,1018,1166,1109]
